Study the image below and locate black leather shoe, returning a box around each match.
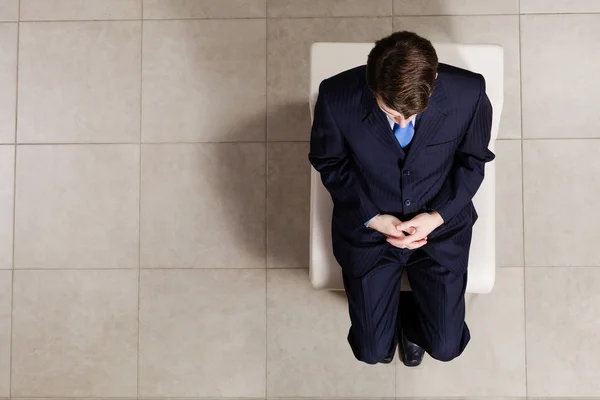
[398,329,424,367]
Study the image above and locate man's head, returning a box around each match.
[366,31,438,127]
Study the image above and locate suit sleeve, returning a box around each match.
[427,75,495,223]
[309,85,380,231]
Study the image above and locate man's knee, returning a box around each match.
[348,336,388,365]
[355,348,389,365]
[429,342,461,362]
[428,327,470,362]
[348,328,393,365]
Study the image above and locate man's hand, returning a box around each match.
[386,211,444,250]
[368,214,417,239]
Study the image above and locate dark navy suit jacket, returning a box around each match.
[309,64,495,278]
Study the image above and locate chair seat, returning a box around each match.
[309,42,504,294]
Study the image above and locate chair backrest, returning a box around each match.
[308,42,504,293]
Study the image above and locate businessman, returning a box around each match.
[309,31,495,366]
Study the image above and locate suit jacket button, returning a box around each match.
[405,199,412,206]
[403,170,411,176]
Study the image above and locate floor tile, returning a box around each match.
[267,142,310,269]
[142,20,266,143]
[17,21,141,143]
[14,145,140,269]
[140,144,265,268]
[0,271,10,397]
[495,140,523,266]
[521,14,600,138]
[20,0,142,21]
[0,146,13,270]
[139,269,265,397]
[144,0,265,18]
[393,15,521,139]
[267,17,392,141]
[394,0,518,15]
[396,268,526,397]
[521,0,600,13]
[11,270,138,397]
[523,140,600,267]
[268,0,392,17]
[267,399,392,400]
[267,269,395,398]
[0,23,17,143]
[0,0,17,21]
[526,267,600,397]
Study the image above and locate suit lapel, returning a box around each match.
[404,79,449,165]
[360,78,449,161]
[361,87,405,159]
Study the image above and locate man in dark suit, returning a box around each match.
[309,31,495,366]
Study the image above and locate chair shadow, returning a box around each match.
[205,98,313,270]
[178,0,486,307]
[206,111,270,266]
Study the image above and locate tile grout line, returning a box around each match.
[5,8,596,400]
[9,0,21,395]
[9,267,278,271]
[9,10,600,24]
[264,4,269,397]
[10,264,593,271]
[15,11,600,23]
[6,265,597,271]
[137,8,144,399]
[518,3,529,397]
[6,137,600,147]
[10,140,302,145]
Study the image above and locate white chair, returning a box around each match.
[309,42,504,294]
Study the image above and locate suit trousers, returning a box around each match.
[342,246,470,364]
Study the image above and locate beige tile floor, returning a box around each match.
[0,0,599,398]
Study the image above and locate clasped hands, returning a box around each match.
[368,212,444,250]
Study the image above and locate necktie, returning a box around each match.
[393,121,414,148]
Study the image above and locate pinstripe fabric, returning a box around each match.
[309,63,494,364]
[309,64,494,279]
[343,248,470,364]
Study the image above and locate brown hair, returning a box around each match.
[366,31,438,117]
